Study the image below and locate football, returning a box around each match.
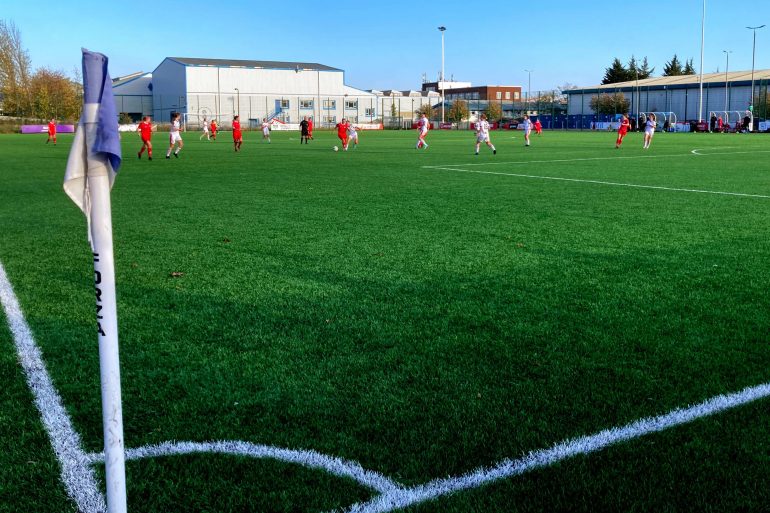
[333,146,339,152]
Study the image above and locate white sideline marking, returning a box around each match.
[342,381,770,513]
[425,166,770,199]
[0,262,106,513]
[85,440,401,494]
[423,149,770,169]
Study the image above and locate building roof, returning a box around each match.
[167,57,342,72]
[568,69,770,93]
[112,72,148,87]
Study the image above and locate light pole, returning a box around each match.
[723,50,732,113]
[747,25,765,114]
[438,26,446,124]
[524,69,533,114]
[234,88,239,116]
[698,0,705,122]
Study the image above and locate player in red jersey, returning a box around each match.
[307,117,314,140]
[232,115,243,152]
[534,118,542,135]
[615,114,630,149]
[336,118,350,150]
[210,119,218,140]
[137,116,156,160]
[46,118,57,145]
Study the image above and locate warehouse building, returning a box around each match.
[565,69,770,128]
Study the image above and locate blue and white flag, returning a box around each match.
[64,49,122,219]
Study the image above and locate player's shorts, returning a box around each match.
[263,129,270,136]
[203,126,209,133]
[645,128,655,136]
[233,131,242,141]
[419,129,428,137]
[618,128,628,136]
[169,132,182,144]
[348,131,358,139]
[141,136,152,143]
[476,133,489,143]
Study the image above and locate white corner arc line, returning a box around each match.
[341,381,770,513]
[426,167,770,199]
[85,440,402,494]
[0,261,106,513]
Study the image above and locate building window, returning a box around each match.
[300,99,314,109]
[365,107,376,117]
[324,115,336,124]
[514,92,520,100]
[346,115,359,123]
[280,99,290,109]
[323,99,336,110]
[345,100,358,109]
[505,92,511,100]
[496,92,502,100]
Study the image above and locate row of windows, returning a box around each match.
[447,91,521,100]
[281,99,364,110]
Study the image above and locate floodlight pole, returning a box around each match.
[524,69,533,115]
[747,25,765,115]
[698,0,705,122]
[723,50,732,113]
[438,26,446,124]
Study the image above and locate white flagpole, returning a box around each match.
[82,102,127,513]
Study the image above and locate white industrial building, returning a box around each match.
[112,57,439,128]
[565,69,770,126]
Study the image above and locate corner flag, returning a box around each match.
[64,49,127,513]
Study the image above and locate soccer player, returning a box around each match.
[166,112,183,158]
[416,113,429,149]
[137,116,155,160]
[46,118,57,145]
[615,114,630,149]
[336,118,350,150]
[474,114,496,155]
[199,117,210,141]
[307,117,314,140]
[261,118,271,143]
[347,123,360,149]
[643,113,656,149]
[233,115,243,152]
[521,115,532,146]
[299,116,309,144]
[534,118,543,135]
[210,119,218,141]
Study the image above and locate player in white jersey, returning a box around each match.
[474,114,497,155]
[348,124,360,149]
[166,112,183,158]
[521,115,532,146]
[261,118,271,143]
[643,113,656,149]
[199,117,210,141]
[416,113,429,149]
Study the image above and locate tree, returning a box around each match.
[602,58,631,84]
[415,103,434,119]
[0,19,32,116]
[447,99,468,122]
[663,54,684,76]
[638,57,655,79]
[28,67,80,121]
[590,92,630,115]
[683,58,696,75]
[485,101,502,121]
[389,101,397,118]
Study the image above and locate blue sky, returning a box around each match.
[3,0,767,91]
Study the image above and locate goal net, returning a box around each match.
[183,112,233,131]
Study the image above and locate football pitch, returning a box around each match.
[1,128,769,512]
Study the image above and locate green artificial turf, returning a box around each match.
[0,128,768,512]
